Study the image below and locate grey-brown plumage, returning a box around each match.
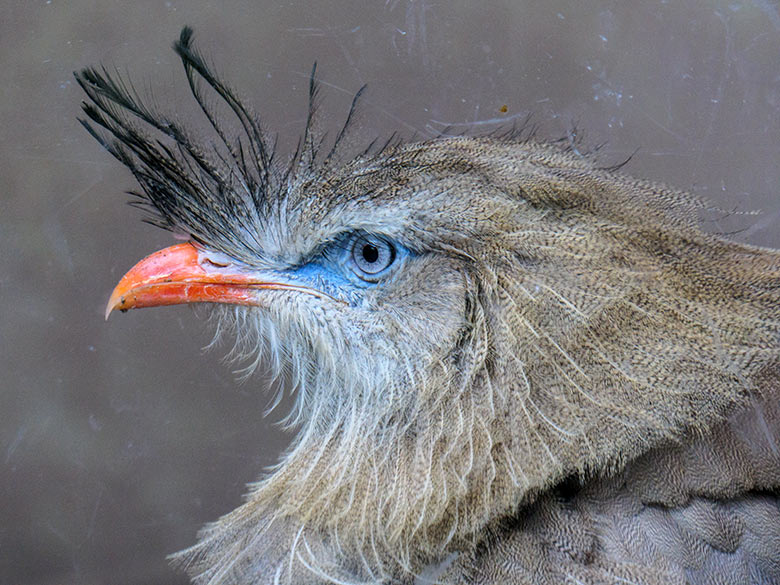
[78,28,780,585]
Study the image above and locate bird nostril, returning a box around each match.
[203,258,230,268]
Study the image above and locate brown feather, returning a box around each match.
[79,30,780,585]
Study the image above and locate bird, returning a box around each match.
[76,27,780,585]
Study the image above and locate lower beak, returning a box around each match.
[105,242,310,319]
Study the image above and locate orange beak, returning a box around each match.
[105,242,322,319]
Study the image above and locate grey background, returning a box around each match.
[2,1,779,584]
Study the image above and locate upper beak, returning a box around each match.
[105,242,319,319]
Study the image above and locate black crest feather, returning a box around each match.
[75,27,367,263]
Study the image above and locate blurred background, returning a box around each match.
[2,1,779,583]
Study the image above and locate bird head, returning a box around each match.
[77,27,780,585]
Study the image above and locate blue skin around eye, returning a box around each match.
[291,262,363,304]
[283,236,410,306]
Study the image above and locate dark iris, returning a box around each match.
[362,244,379,264]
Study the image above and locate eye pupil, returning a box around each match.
[362,244,379,263]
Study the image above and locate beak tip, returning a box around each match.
[105,289,124,320]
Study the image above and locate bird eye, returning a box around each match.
[350,235,396,280]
